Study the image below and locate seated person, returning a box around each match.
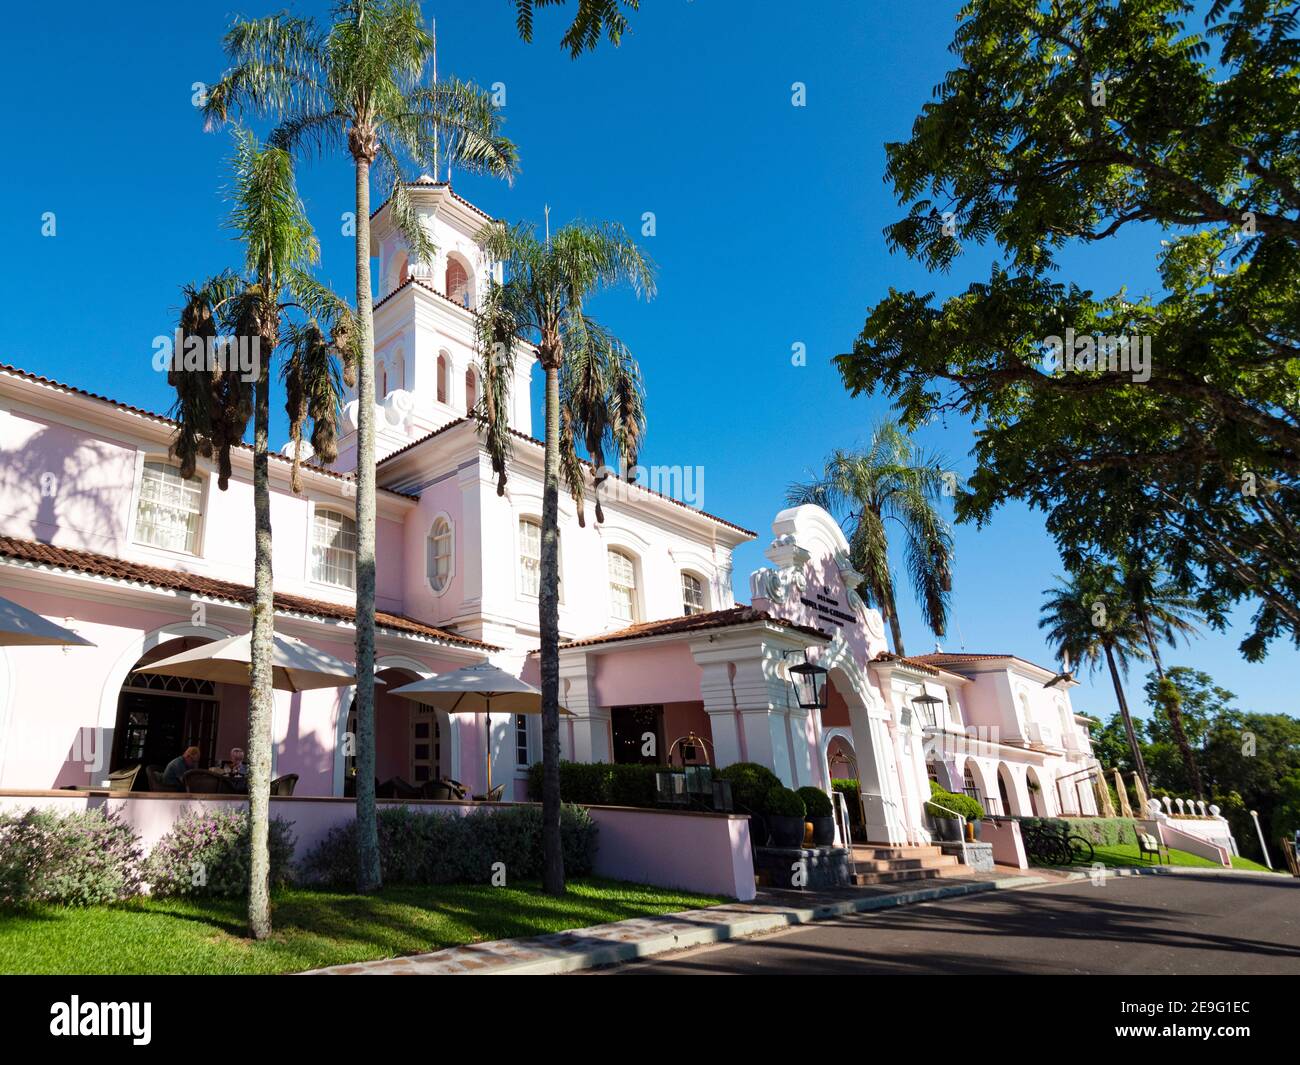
[228,747,247,780]
[162,746,201,789]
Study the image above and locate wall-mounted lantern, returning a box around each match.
[787,650,829,711]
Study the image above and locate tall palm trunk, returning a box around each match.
[539,362,565,895]
[1103,640,1150,797]
[1137,606,1204,797]
[247,363,274,938]
[885,592,906,657]
[351,134,382,893]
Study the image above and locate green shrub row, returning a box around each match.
[145,808,296,898]
[1016,816,1140,847]
[301,804,598,886]
[526,760,663,807]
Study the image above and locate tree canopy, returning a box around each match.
[835,0,1300,660]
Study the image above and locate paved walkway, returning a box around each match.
[301,870,1047,976]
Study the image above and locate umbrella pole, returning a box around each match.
[484,698,492,798]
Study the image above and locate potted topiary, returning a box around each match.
[925,789,964,841]
[797,786,836,845]
[763,786,808,847]
[716,762,782,849]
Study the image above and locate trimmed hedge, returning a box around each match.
[1017,816,1140,847]
[0,807,143,907]
[145,808,296,898]
[716,762,783,813]
[526,760,664,808]
[764,786,807,818]
[926,788,983,822]
[301,804,598,886]
[797,786,834,818]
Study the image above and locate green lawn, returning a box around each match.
[1081,843,1276,873]
[0,879,727,975]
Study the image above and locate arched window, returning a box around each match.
[427,516,453,594]
[681,572,705,615]
[437,353,449,404]
[391,351,405,392]
[311,508,357,589]
[390,252,409,293]
[376,358,387,397]
[519,518,541,597]
[445,257,470,306]
[608,549,638,623]
[134,459,204,554]
[465,368,478,414]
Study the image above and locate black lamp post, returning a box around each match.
[787,651,829,711]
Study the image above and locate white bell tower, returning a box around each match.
[332,177,534,472]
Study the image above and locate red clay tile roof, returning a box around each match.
[0,535,496,651]
[871,651,948,676]
[0,364,417,503]
[556,605,830,650]
[911,651,1060,676]
[369,180,494,223]
[378,420,757,538]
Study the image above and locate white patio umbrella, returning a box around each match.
[389,662,569,797]
[137,631,369,692]
[0,595,94,647]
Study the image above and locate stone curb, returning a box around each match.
[1050,865,1288,882]
[303,874,1045,976]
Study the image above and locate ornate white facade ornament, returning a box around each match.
[750,533,811,603]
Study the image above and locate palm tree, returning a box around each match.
[201,0,518,892]
[785,422,953,656]
[1118,553,1205,796]
[475,218,654,895]
[170,130,351,937]
[1039,560,1151,797]
[512,0,639,56]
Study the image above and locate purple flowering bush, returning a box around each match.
[144,808,295,897]
[0,807,143,907]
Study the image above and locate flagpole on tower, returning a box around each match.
[431,16,439,182]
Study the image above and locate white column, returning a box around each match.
[558,654,610,763]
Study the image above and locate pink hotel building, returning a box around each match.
[0,179,1099,852]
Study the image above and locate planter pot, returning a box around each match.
[809,815,836,846]
[748,813,769,849]
[931,816,961,842]
[767,814,806,848]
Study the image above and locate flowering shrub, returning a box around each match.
[144,808,295,898]
[301,804,599,887]
[0,807,143,907]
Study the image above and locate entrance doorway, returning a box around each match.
[112,670,219,772]
[611,704,663,765]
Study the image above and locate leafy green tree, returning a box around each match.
[1142,665,1233,748]
[835,0,1300,660]
[1202,708,1300,859]
[169,131,350,937]
[475,218,654,894]
[785,422,954,655]
[1039,558,1151,792]
[512,0,638,55]
[201,0,518,892]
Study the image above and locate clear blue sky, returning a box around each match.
[1,1,1294,723]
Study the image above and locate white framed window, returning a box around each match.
[134,459,204,555]
[427,516,453,594]
[608,549,638,623]
[312,508,357,589]
[515,714,531,767]
[681,572,706,616]
[519,518,541,597]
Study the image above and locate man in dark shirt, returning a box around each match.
[162,746,201,789]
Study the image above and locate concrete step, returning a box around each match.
[852,855,960,873]
[852,845,948,861]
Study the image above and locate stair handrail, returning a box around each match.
[926,798,967,841]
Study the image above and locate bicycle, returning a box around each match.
[1021,820,1095,865]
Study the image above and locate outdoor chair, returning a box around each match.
[379,777,421,799]
[422,780,456,801]
[108,764,141,793]
[473,783,506,802]
[1137,832,1169,865]
[269,773,299,796]
[145,765,177,792]
[182,769,225,794]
